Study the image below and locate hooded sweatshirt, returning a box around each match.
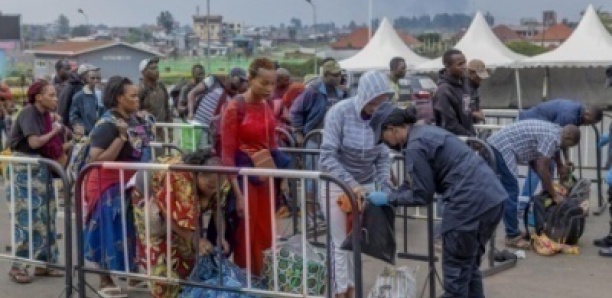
[433,69,475,136]
[319,71,393,192]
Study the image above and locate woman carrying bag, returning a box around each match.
[220,57,290,276]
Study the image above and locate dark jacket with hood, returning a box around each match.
[387,125,505,232]
[433,69,475,136]
[57,73,85,128]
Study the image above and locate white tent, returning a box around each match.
[519,5,612,67]
[416,11,526,71]
[504,4,612,108]
[339,18,430,71]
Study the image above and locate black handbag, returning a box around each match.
[341,204,396,264]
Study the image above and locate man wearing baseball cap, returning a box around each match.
[466,59,489,125]
[290,59,346,225]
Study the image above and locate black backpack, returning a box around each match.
[525,177,590,245]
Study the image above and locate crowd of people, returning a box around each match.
[1,50,611,298]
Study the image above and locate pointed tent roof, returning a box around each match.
[416,12,526,71]
[339,18,430,71]
[519,4,612,67]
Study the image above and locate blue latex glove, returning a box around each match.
[599,134,610,147]
[367,191,389,206]
[606,168,612,185]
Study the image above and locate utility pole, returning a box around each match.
[368,0,373,40]
[77,8,90,36]
[206,0,211,72]
[305,0,317,74]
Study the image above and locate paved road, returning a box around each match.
[0,172,611,297]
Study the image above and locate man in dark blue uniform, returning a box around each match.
[366,102,505,298]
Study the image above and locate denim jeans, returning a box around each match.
[491,146,521,238]
[304,138,320,193]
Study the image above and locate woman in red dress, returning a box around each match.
[220,57,288,275]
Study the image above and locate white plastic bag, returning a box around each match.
[367,266,416,298]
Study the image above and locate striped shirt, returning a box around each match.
[194,87,224,126]
[487,119,561,177]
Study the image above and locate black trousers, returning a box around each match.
[442,204,503,298]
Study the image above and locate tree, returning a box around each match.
[506,41,549,57]
[72,25,90,37]
[157,11,175,34]
[57,14,70,36]
[417,32,441,43]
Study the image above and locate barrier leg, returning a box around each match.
[482,231,517,277]
[593,126,608,216]
[427,203,437,298]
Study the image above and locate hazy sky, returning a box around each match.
[0,0,610,27]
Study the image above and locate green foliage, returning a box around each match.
[417,32,441,43]
[279,58,324,79]
[506,41,549,57]
[159,72,190,86]
[71,25,90,37]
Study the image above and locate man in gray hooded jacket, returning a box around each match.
[319,70,393,297]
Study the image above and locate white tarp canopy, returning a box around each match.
[519,5,612,68]
[339,18,430,72]
[416,11,526,71]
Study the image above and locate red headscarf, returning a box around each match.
[27,81,63,159]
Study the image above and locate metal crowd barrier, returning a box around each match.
[154,122,210,151]
[276,127,297,148]
[74,162,364,298]
[594,113,612,215]
[153,124,297,153]
[0,155,73,298]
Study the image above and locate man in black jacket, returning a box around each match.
[57,64,98,128]
[434,49,475,136]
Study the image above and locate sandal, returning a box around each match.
[9,268,32,284]
[97,286,127,298]
[505,236,531,249]
[33,268,64,277]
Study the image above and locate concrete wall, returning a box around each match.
[78,44,156,83]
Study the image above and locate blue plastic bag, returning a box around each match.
[179,253,260,298]
[606,168,612,185]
